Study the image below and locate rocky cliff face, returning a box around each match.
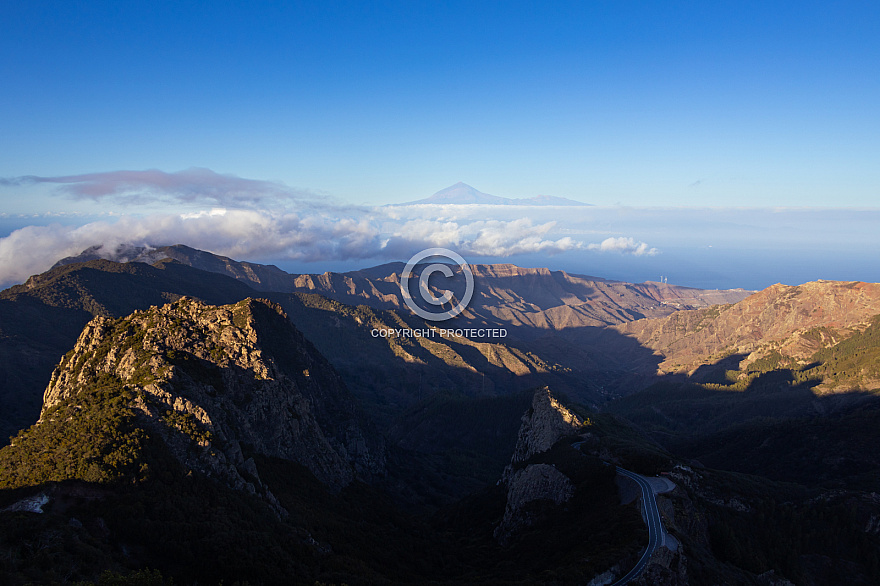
[508,386,583,466]
[495,387,583,543]
[41,297,384,493]
[496,463,575,543]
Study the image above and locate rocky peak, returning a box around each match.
[495,387,584,543]
[510,386,583,464]
[41,297,384,494]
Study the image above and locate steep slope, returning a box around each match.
[42,245,753,404]
[0,259,260,445]
[522,395,880,585]
[100,245,751,388]
[0,298,436,585]
[278,292,586,420]
[267,261,751,333]
[1,256,615,516]
[495,387,585,541]
[606,281,880,498]
[4,297,383,491]
[54,243,295,292]
[610,315,880,492]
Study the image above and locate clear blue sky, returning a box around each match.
[2,1,879,207]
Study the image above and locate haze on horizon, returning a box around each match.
[1,2,878,290]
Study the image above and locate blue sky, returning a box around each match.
[3,1,879,206]
[1,2,879,289]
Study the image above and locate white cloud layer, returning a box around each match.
[0,207,658,286]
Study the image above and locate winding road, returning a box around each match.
[609,467,668,585]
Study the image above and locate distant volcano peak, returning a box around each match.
[394,183,590,206]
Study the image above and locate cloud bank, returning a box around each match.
[0,168,662,287]
[0,211,591,285]
[0,209,658,286]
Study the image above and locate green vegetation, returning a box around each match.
[0,259,260,446]
[162,410,213,446]
[694,304,728,331]
[806,315,880,386]
[569,405,673,475]
[384,391,534,505]
[0,374,149,488]
[746,350,796,374]
[5,255,880,584]
[671,401,880,490]
[612,313,880,447]
[0,405,646,586]
[276,291,587,439]
[164,349,225,392]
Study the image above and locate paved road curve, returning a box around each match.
[610,467,666,586]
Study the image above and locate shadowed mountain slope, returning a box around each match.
[2,256,880,584]
[606,283,880,497]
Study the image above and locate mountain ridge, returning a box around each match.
[51,244,754,332]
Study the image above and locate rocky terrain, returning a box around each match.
[3,297,383,498]
[0,299,648,585]
[615,280,880,380]
[507,387,584,466]
[495,387,584,542]
[0,256,590,450]
[0,257,262,444]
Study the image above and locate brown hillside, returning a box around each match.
[615,280,880,375]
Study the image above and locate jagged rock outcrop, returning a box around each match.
[509,386,583,466]
[495,387,583,543]
[41,297,384,494]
